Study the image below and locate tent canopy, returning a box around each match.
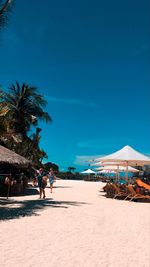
[92,161,134,167]
[94,145,150,166]
[105,161,137,166]
[81,169,96,174]
[96,165,139,173]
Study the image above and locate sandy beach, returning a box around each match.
[0,180,150,267]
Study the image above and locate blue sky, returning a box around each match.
[0,0,150,171]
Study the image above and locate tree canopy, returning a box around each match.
[0,82,52,167]
[0,0,13,30]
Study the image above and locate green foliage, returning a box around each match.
[44,162,59,172]
[0,82,52,165]
[0,82,51,137]
[0,0,13,30]
[67,166,76,173]
[58,171,83,180]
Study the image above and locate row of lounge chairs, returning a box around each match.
[103,183,150,202]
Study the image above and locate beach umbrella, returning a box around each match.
[96,165,139,172]
[93,161,131,167]
[96,165,139,182]
[92,161,130,181]
[94,145,150,183]
[94,162,140,182]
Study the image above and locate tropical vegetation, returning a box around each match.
[0,82,52,167]
[0,0,12,31]
[44,162,59,172]
[68,166,76,173]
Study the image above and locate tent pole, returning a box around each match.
[6,173,11,199]
[118,169,120,183]
[116,166,118,183]
[126,162,129,184]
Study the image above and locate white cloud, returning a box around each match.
[74,155,104,166]
[45,95,97,108]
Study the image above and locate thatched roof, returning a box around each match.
[0,145,30,167]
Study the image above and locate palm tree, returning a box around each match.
[0,83,51,165]
[68,167,76,173]
[26,127,48,164]
[30,127,42,150]
[0,82,52,138]
[0,0,13,30]
[0,108,21,148]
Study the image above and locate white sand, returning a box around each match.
[0,180,150,267]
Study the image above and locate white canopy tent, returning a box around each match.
[94,145,150,182]
[92,161,134,167]
[81,169,96,174]
[81,169,96,181]
[95,145,150,165]
[96,165,139,172]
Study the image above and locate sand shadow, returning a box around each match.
[0,185,39,198]
[98,193,150,203]
[23,187,39,196]
[0,197,88,221]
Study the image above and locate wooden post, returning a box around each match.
[6,173,11,199]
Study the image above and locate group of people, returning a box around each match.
[34,167,56,199]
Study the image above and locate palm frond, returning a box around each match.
[0,82,52,137]
[0,0,13,30]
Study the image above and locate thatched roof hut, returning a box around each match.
[0,145,30,168]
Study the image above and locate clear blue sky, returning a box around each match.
[0,0,150,171]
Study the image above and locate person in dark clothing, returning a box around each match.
[37,168,47,199]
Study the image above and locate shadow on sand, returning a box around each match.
[98,192,150,203]
[23,187,40,196]
[0,186,88,221]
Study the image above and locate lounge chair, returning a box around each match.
[125,185,150,201]
[136,179,150,191]
[111,184,129,199]
[103,183,115,198]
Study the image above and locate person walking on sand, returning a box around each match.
[37,167,47,199]
[49,168,56,193]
